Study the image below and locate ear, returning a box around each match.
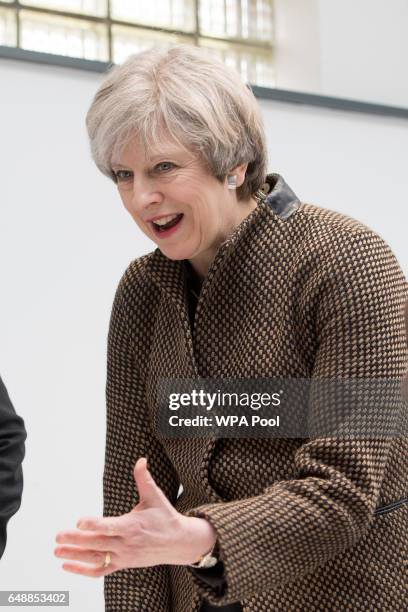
[227,162,249,188]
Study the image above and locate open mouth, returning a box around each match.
[151,213,184,237]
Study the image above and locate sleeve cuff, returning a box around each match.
[188,559,227,596]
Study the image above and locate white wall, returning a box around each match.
[318,0,408,107]
[272,0,321,92]
[0,57,407,610]
[273,0,408,108]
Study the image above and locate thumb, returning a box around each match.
[133,457,166,508]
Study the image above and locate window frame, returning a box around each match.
[0,1,407,118]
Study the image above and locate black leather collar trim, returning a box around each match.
[261,173,301,221]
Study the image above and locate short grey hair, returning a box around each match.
[86,44,268,201]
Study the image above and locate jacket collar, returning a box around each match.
[144,173,300,303]
[261,172,300,220]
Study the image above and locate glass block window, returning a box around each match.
[20,10,108,59]
[112,24,195,65]
[200,37,274,88]
[199,0,273,42]
[111,0,195,32]
[23,1,107,17]
[0,0,275,87]
[0,7,17,46]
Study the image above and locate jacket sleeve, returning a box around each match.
[184,229,408,605]
[0,376,26,560]
[103,271,180,611]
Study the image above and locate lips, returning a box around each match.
[151,213,184,238]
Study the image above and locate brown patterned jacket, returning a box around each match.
[104,173,408,611]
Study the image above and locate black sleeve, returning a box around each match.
[189,540,228,596]
[190,560,227,596]
[192,561,244,611]
[0,376,27,560]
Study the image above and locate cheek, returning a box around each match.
[134,217,152,238]
[190,208,213,248]
[119,196,145,228]
[118,191,132,213]
[189,208,203,235]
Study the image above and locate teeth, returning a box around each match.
[153,214,180,226]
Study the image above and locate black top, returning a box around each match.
[184,259,203,332]
[183,261,243,612]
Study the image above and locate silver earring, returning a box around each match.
[227,175,237,190]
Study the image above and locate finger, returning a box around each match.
[133,457,170,508]
[55,530,120,551]
[134,457,149,479]
[77,516,122,536]
[61,561,115,578]
[55,546,116,567]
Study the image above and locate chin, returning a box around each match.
[159,245,192,261]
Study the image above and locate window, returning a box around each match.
[0,1,274,86]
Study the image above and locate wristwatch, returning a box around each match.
[189,541,219,568]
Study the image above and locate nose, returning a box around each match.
[129,175,165,218]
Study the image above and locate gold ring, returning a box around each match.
[102,552,111,568]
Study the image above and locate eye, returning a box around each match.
[113,169,133,182]
[155,162,175,173]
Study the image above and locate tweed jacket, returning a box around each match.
[103,173,408,611]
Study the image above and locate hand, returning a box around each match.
[54,457,217,578]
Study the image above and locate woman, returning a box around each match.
[55,45,408,611]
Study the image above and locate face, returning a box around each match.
[111,134,256,278]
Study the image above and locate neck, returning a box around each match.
[188,196,258,279]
